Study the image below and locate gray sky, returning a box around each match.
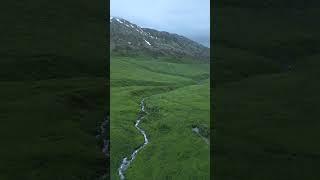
[110,0,210,47]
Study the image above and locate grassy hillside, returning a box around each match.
[0,78,107,179]
[213,2,320,179]
[110,56,210,179]
[0,0,107,179]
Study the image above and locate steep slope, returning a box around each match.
[110,17,209,61]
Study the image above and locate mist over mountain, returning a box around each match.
[110,17,210,61]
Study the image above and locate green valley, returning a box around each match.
[110,56,210,180]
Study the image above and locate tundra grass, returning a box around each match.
[110,56,210,179]
[0,78,107,180]
[213,57,320,180]
[0,0,106,179]
[212,4,320,179]
[126,80,210,180]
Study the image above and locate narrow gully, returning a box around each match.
[96,116,109,180]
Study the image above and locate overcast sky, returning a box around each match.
[110,0,210,47]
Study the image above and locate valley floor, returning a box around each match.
[110,56,210,180]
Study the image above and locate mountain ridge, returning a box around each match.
[110,17,210,61]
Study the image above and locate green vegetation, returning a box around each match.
[111,56,210,179]
[213,2,320,179]
[0,78,107,179]
[0,0,107,179]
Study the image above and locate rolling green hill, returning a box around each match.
[213,1,320,179]
[0,0,108,179]
[110,56,210,179]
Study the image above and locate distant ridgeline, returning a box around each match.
[110,17,210,62]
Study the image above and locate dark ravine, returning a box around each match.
[96,116,110,179]
[118,99,149,180]
[100,118,109,157]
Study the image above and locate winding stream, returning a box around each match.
[118,98,149,180]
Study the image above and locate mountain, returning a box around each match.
[110,17,210,61]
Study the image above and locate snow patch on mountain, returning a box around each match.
[116,18,123,24]
[144,39,151,46]
[110,16,209,61]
